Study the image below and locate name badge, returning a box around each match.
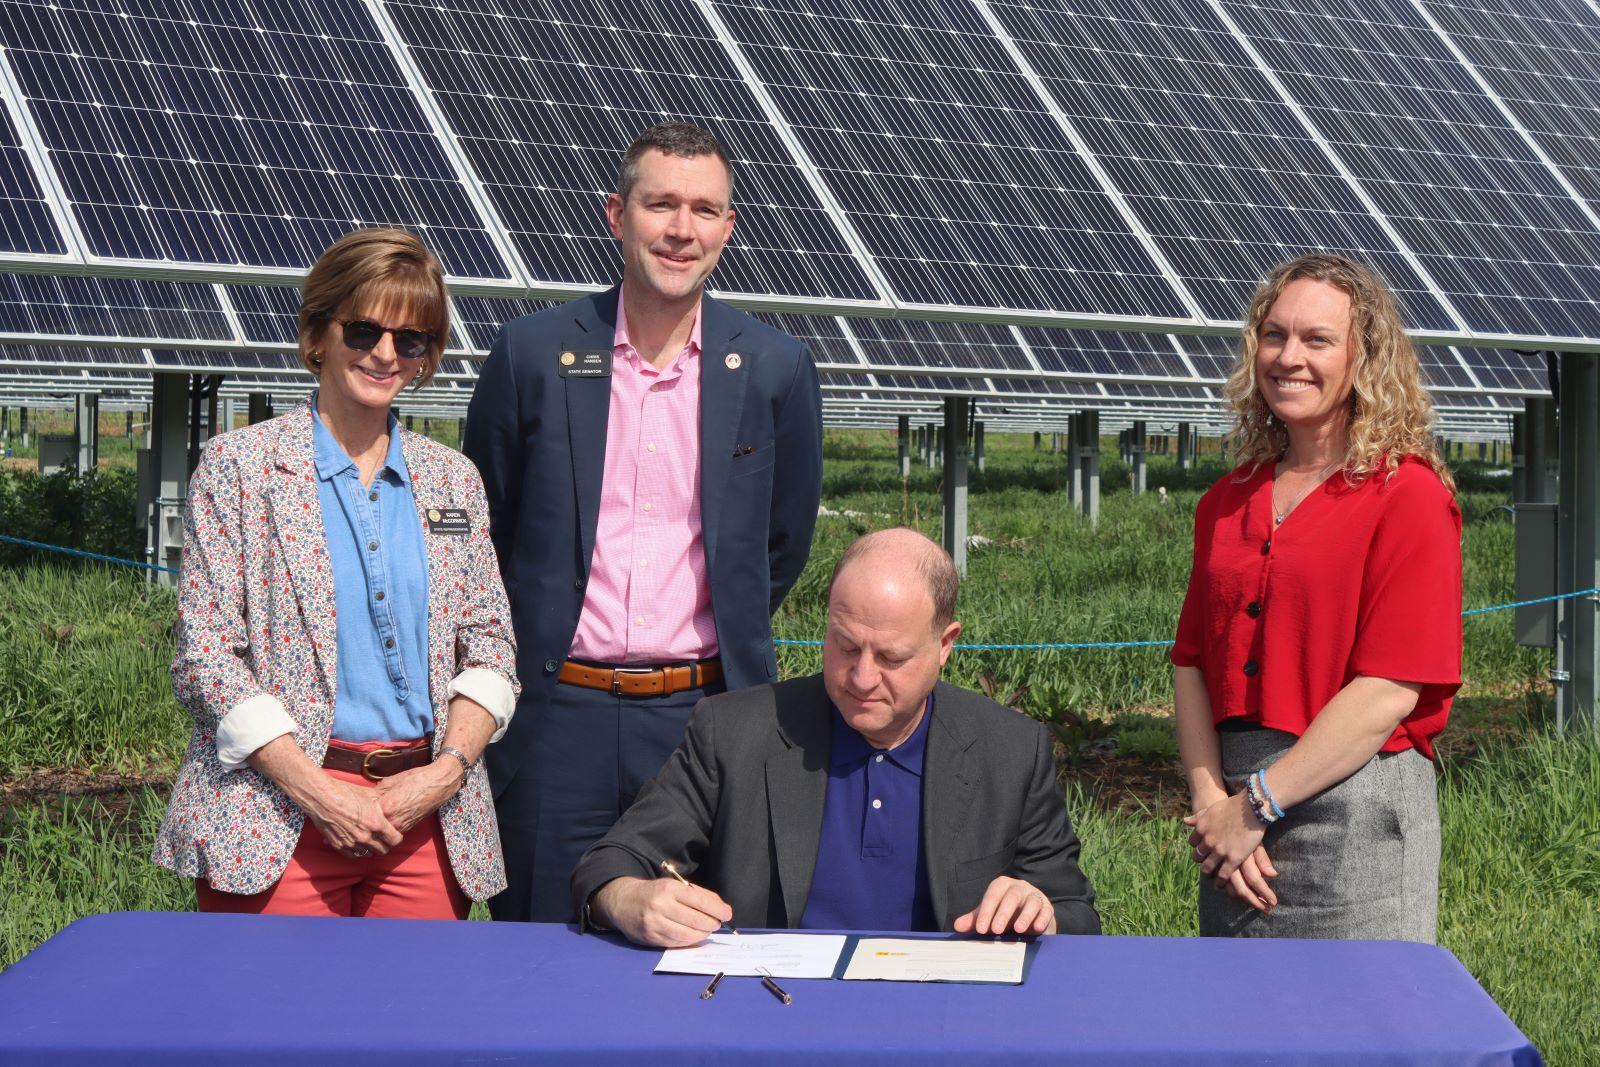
[558,349,612,378]
[426,507,471,536]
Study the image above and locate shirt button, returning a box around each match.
[636,616,646,626]
[874,754,884,763]
[646,443,657,453]
[1246,601,1261,617]
[871,798,883,810]
[385,638,396,650]
[1243,659,1260,676]
[375,591,385,602]
[368,540,378,551]
[544,659,559,674]
[641,502,653,512]
[574,577,585,591]
[1261,540,1271,554]
[368,491,377,502]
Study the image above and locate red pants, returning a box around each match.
[196,739,469,920]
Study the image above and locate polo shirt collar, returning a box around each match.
[310,392,409,486]
[828,693,933,778]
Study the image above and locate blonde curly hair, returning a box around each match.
[1223,253,1454,493]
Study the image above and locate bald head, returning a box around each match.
[827,528,959,631]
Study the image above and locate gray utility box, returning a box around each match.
[37,434,73,475]
[1514,503,1556,648]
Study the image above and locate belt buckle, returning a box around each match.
[361,747,398,781]
[611,667,654,696]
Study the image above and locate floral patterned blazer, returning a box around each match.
[152,402,520,900]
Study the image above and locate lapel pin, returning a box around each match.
[725,352,742,370]
[560,351,576,366]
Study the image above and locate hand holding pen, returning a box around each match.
[661,861,739,936]
[587,862,736,948]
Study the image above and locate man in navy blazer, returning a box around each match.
[464,123,824,922]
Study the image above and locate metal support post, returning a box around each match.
[1130,420,1147,495]
[1074,410,1100,526]
[140,374,192,585]
[1177,422,1193,471]
[941,396,970,577]
[1065,415,1080,504]
[1515,398,1557,504]
[898,415,910,479]
[248,393,272,425]
[974,421,985,473]
[932,422,942,467]
[73,393,99,474]
[1556,353,1600,736]
[1033,430,1041,451]
[19,406,29,448]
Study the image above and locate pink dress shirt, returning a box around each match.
[568,292,718,664]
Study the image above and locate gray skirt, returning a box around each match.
[1199,726,1440,943]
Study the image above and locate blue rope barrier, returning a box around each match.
[0,533,177,575]
[2,532,1594,639]
[778,588,1600,652]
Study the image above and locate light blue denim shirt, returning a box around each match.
[312,397,434,742]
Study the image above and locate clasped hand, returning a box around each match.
[307,764,458,860]
[1184,792,1278,912]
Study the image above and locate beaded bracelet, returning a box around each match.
[1245,771,1277,826]
[1257,767,1287,821]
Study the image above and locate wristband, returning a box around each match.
[1257,767,1286,820]
[437,745,472,782]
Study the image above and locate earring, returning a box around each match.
[414,369,423,383]
[309,351,322,367]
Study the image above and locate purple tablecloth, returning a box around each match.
[0,912,1538,1065]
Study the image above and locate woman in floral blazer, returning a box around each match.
[153,229,519,916]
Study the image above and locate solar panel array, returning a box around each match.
[0,0,1585,418]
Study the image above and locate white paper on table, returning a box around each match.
[653,933,848,979]
[841,938,1029,984]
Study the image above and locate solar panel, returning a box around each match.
[0,273,232,340]
[1419,0,1600,217]
[0,0,510,278]
[984,0,1454,331]
[379,0,880,302]
[1221,0,1600,339]
[1453,345,1550,394]
[0,76,67,255]
[1019,325,1200,381]
[704,0,1189,319]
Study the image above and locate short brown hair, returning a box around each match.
[828,528,960,630]
[616,122,734,203]
[298,228,449,389]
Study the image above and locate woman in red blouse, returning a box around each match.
[1172,254,1462,943]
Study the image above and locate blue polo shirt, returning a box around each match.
[312,398,434,743]
[799,697,937,932]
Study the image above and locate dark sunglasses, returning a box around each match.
[339,318,436,361]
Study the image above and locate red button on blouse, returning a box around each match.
[1171,456,1463,759]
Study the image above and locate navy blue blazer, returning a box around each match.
[463,286,824,785]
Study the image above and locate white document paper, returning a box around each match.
[841,938,1029,984]
[653,933,848,979]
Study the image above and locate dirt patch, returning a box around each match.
[1065,754,1190,819]
[1,769,171,812]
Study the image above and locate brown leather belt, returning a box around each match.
[320,739,433,781]
[560,658,722,698]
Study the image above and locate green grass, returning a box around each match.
[0,430,1592,1061]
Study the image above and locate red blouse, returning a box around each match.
[1171,456,1463,759]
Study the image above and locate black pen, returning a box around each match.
[700,972,725,1000]
[760,975,793,1006]
[660,859,739,935]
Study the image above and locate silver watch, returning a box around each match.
[437,745,473,781]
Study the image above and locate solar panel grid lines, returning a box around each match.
[1219,0,1600,340]
[1419,0,1600,221]
[983,0,1455,330]
[1019,322,1208,382]
[703,0,1192,319]
[379,0,880,302]
[0,0,510,278]
[0,51,73,257]
[0,272,232,340]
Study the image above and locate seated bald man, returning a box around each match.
[572,528,1099,945]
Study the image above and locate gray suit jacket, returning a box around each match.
[571,675,1100,934]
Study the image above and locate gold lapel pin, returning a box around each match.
[560,351,575,366]
[725,352,742,370]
